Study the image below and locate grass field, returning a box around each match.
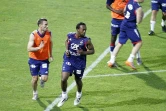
[0,0,166,111]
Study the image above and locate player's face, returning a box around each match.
[40,21,48,32]
[78,25,87,37]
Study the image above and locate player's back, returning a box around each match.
[121,0,141,29]
[111,0,129,19]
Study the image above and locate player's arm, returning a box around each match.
[77,39,95,55]
[49,34,53,57]
[85,39,95,55]
[106,0,124,15]
[27,33,44,52]
[123,5,127,15]
[106,0,114,11]
[136,7,144,24]
[65,37,70,56]
[49,34,54,61]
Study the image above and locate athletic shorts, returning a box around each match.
[160,1,166,12]
[28,58,50,76]
[151,0,160,11]
[62,61,85,79]
[119,28,142,44]
[111,18,123,36]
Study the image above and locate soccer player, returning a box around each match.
[27,18,53,100]
[57,22,95,107]
[107,0,144,69]
[106,0,142,66]
[149,0,166,35]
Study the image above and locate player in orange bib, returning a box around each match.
[27,18,53,100]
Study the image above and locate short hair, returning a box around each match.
[76,22,86,29]
[37,18,47,26]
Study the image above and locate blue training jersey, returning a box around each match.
[63,32,90,69]
[120,0,141,30]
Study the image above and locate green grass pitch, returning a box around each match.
[0,0,166,111]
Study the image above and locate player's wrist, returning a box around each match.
[37,47,41,50]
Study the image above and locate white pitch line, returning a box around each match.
[44,9,152,111]
[85,70,166,78]
[143,9,151,19]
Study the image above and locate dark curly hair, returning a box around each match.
[76,22,86,29]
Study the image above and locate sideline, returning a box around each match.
[44,9,152,111]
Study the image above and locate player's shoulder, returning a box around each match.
[30,30,37,37]
[132,0,141,8]
[67,32,76,35]
[45,30,51,35]
[83,36,91,41]
[32,30,37,34]
[67,32,76,36]
[46,30,51,33]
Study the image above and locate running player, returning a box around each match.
[106,0,142,67]
[27,18,53,100]
[57,22,95,107]
[149,0,166,35]
[108,0,144,69]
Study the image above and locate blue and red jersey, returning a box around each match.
[63,32,90,69]
[121,0,141,30]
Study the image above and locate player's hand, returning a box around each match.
[65,50,70,57]
[50,56,54,62]
[77,49,84,55]
[114,9,124,15]
[39,40,44,49]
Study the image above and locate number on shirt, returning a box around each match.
[125,11,130,19]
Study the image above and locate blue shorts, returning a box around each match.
[62,61,85,79]
[119,28,142,44]
[151,0,166,12]
[151,0,160,11]
[28,58,50,76]
[160,1,166,12]
[111,18,123,36]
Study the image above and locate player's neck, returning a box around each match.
[75,33,81,38]
[38,29,45,35]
